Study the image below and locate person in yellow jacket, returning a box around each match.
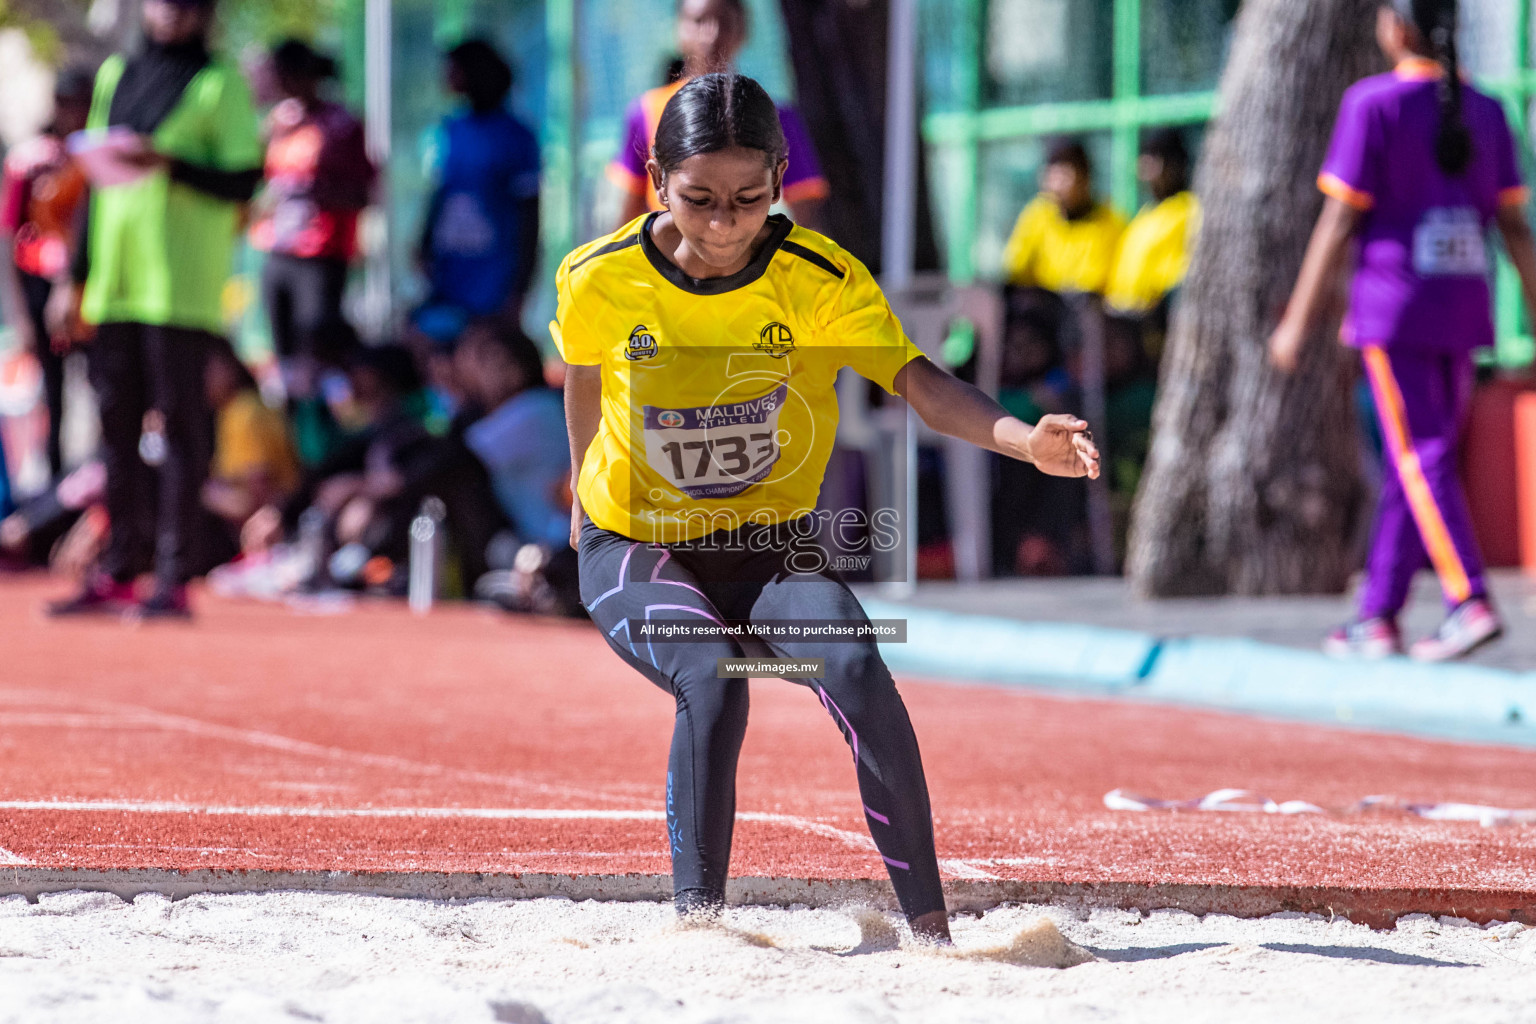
[1105,129,1201,326]
[1002,138,1124,296]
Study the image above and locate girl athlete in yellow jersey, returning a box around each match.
[554,73,1099,943]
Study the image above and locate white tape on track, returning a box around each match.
[1105,788,1536,827]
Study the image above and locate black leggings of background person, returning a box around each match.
[262,253,349,373]
[18,271,66,479]
[87,324,214,588]
[577,516,946,922]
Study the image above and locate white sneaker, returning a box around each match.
[1409,598,1503,663]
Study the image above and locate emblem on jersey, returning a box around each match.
[755,322,795,358]
[656,410,685,428]
[625,325,659,361]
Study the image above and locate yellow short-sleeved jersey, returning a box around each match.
[1001,195,1125,295]
[214,390,300,497]
[1105,191,1201,314]
[552,213,923,543]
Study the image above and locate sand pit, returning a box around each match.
[2,892,1534,1022]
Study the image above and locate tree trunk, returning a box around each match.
[1126,0,1385,598]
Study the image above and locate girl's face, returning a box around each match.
[142,0,211,45]
[651,147,785,270]
[677,0,747,74]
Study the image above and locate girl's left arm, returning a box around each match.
[1267,197,1362,372]
[893,355,1099,479]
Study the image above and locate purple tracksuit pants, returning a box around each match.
[1357,344,1488,621]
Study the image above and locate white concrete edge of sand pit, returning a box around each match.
[858,599,1536,747]
[5,867,1536,930]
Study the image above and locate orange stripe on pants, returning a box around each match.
[1361,346,1473,604]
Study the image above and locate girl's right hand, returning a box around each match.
[569,495,584,551]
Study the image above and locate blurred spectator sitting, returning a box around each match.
[995,291,1075,426]
[1002,138,1125,297]
[413,39,541,348]
[1104,128,1201,360]
[199,337,300,568]
[990,289,1087,577]
[0,67,94,483]
[242,344,432,579]
[0,459,107,573]
[249,39,375,409]
[454,318,571,551]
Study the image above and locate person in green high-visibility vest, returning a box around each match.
[48,0,263,620]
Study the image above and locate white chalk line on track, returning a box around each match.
[0,800,999,880]
[0,689,1000,879]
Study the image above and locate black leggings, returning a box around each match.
[262,254,349,393]
[577,517,946,922]
[89,323,213,587]
[20,271,65,479]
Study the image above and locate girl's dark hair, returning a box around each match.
[271,39,338,82]
[447,39,514,111]
[652,72,786,174]
[1395,0,1471,174]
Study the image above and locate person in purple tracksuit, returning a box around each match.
[1270,0,1536,661]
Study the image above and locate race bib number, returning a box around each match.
[1413,207,1486,277]
[643,383,787,499]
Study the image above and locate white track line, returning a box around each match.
[0,800,667,820]
[0,800,997,879]
[0,693,638,807]
[0,846,30,865]
[0,690,996,879]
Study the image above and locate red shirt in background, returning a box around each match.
[250,99,375,263]
[2,135,87,279]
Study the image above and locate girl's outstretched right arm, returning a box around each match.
[1268,197,1363,372]
[563,364,603,550]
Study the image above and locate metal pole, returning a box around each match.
[883,0,919,594]
[363,0,393,341]
[1110,0,1143,215]
[544,0,580,264]
[948,0,983,284]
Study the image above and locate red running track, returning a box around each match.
[3,576,1536,923]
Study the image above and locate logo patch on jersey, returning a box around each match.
[625,325,659,361]
[656,409,685,428]
[755,322,795,358]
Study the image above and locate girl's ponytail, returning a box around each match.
[1404,0,1473,174]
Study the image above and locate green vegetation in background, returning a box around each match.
[218,0,344,49]
[0,0,66,62]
